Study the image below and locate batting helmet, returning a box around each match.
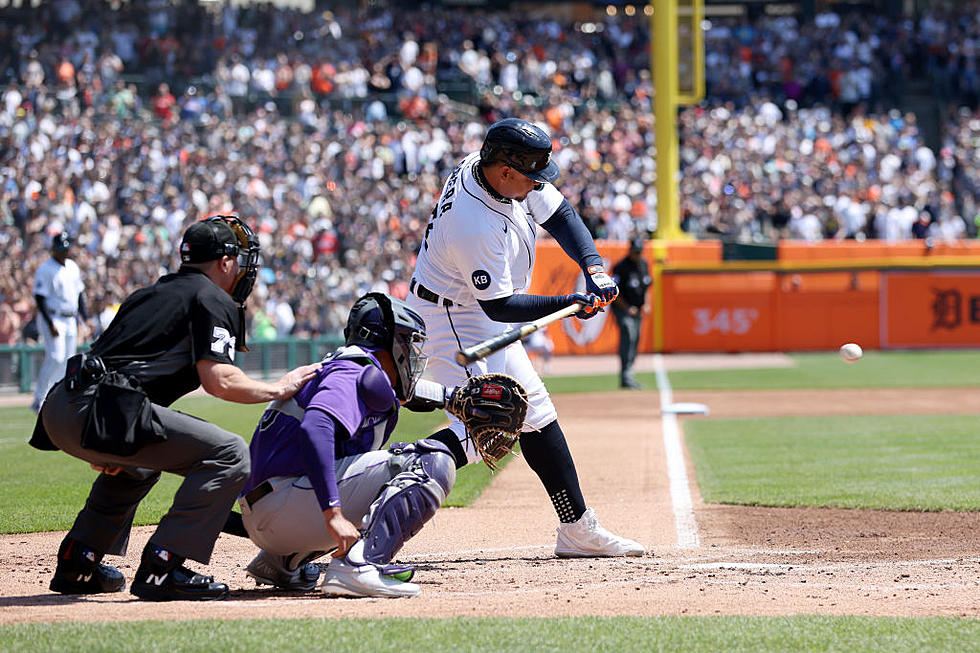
[345,293,428,400]
[51,232,72,252]
[479,118,559,184]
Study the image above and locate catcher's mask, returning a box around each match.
[344,292,427,401]
[181,215,260,305]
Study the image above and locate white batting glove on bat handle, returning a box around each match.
[585,265,619,305]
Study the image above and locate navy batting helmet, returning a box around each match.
[344,293,428,401]
[51,232,71,252]
[480,118,559,184]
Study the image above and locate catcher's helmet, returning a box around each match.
[345,293,427,400]
[51,232,72,252]
[479,117,559,184]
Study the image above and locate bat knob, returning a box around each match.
[455,351,470,366]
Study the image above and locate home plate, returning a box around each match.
[663,402,710,415]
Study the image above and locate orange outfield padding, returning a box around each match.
[882,271,980,347]
[530,240,980,355]
[779,240,980,261]
[659,270,879,352]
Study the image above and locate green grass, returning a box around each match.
[0,397,492,534]
[2,616,978,653]
[7,348,980,532]
[667,349,980,390]
[685,414,980,510]
[544,350,980,394]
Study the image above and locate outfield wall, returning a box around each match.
[530,240,980,354]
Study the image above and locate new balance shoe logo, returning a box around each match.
[77,573,92,582]
[145,573,168,586]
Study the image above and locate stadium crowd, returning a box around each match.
[2,1,980,345]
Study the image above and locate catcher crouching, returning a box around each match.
[234,292,527,597]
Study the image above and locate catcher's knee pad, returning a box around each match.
[361,441,456,565]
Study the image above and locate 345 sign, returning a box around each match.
[692,308,760,335]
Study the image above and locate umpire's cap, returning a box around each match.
[480,118,559,184]
[51,232,71,252]
[180,219,240,263]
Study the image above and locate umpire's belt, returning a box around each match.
[410,279,454,307]
[243,480,273,510]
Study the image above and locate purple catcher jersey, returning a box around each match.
[243,346,399,495]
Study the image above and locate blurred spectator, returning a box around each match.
[1,2,980,349]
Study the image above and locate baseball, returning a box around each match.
[839,343,863,363]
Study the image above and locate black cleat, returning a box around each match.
[49,537,125,595]
[129,543,229,601]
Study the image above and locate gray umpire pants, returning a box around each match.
[41,380,250,564]
[239,450,396,558]
[614,308,642,382]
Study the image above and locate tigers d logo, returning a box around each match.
[931,288,961,330]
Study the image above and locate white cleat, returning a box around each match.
[321,556,420,598]
[246,551,321,591]
[555,507,645,558]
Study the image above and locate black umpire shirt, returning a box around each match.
[89,267,242,406]
[612,256,651,309]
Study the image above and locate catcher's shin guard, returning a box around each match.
[361,439,456,565]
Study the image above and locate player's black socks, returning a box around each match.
[519,420,587,523]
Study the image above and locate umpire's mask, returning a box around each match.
[182,215,261,305]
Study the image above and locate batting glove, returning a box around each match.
[569,292,602,320]
[585,265,619,306]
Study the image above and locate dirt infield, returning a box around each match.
[1,383,978,624]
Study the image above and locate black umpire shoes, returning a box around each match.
[129,542,229,601]
[49,537,126,595]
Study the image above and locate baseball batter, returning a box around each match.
[32,232,87,413]
[406,117,644,557]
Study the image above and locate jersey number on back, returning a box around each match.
[422,162,463,250]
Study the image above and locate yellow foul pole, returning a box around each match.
[651,0,683,352]
[652,0,683,242]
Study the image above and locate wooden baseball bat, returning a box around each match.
[455,302,583,366]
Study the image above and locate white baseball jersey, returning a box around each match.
[33,256,84,409]
[408,152,565,463]
[33,258,84,316]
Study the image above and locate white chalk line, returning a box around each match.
[682,558,980,572]
[400,545,819,562]
[654,353,700,549]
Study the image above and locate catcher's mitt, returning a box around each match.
[446,373,528,471]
